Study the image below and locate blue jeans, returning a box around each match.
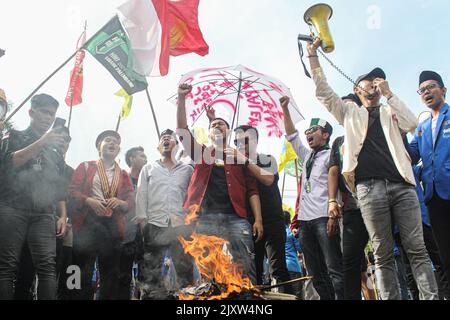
[298,217,344,300]
[196,213,256,284]
[356,179,438,300]
[0,204,56,300]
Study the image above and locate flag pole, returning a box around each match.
[67,95,75,129]
[68,20,87,130]
[228,72,243,145]
[115,113,121,132]
[145,88,161,140]
[294,160,299,193]
[5,50,79,122]
[5,17,114,122]
[281,170,286,201]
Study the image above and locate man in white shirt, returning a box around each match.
[280,97,343,300]
[135,129,194,299]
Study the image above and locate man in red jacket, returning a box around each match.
[176,84,263,284]
[69,130,134,300]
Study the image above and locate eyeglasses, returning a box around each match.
[417,83,440,95]
[304,126,321,135]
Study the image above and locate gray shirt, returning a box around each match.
[135,160,193,228]
[287,131,330,221]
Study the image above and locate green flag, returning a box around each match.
[85,16,148,95]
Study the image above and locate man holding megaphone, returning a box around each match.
[304,37,438,300]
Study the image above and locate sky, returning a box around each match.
[1,0,449,208]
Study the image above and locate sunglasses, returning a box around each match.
[417,83,441,95]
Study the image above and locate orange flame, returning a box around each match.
[184,205,200,225]
[178,231,253,300]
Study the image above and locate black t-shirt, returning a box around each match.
[248,154,284,226]
[201,165,236,215]
[329,136,347,193]
[130,176,138,191]
[329,136,359,211]
[0,127,67,213]
[60,165,75,219]
[355,107,404,184]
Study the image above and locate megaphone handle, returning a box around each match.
[297,38,311,79]
[298,34,314,42]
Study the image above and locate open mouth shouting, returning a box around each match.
[423,93,435,105]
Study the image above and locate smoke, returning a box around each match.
[11,146,68,211]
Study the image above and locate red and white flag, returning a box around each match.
[65,29,87,107]
[117,0,209,76]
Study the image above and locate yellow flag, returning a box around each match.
[278,140,297,172]
[115,88,133,120]
[193,127,209,145]
[282,203,295,219]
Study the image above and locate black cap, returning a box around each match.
[341,93,362,106]
[355,67,386,85]
[95,130,121,149]
[31,93,59,109]
[419,70,444,87]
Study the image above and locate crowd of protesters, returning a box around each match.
[0,36,449,300]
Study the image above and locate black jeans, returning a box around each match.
[298,217,344,300]
[56,240,73,300]
[14,244,35,300]
[72,213,122,300]
[254,220,293,293]
[0,205,56,300]
[142,224,193,299]
[397,223,450,300]
[117,238,137,300]
[15,238,73,300]
[342,209,369,300]
[427,193,450,291]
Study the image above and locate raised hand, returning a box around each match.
[40,129,66,149]
[205,104,216,121]
[373,78,393,99]
[224,147,247,164]
[279,96,290,111]
[178,83,192,97]
[306,36,321,56]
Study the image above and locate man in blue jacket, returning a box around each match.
[408,70,450,288]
